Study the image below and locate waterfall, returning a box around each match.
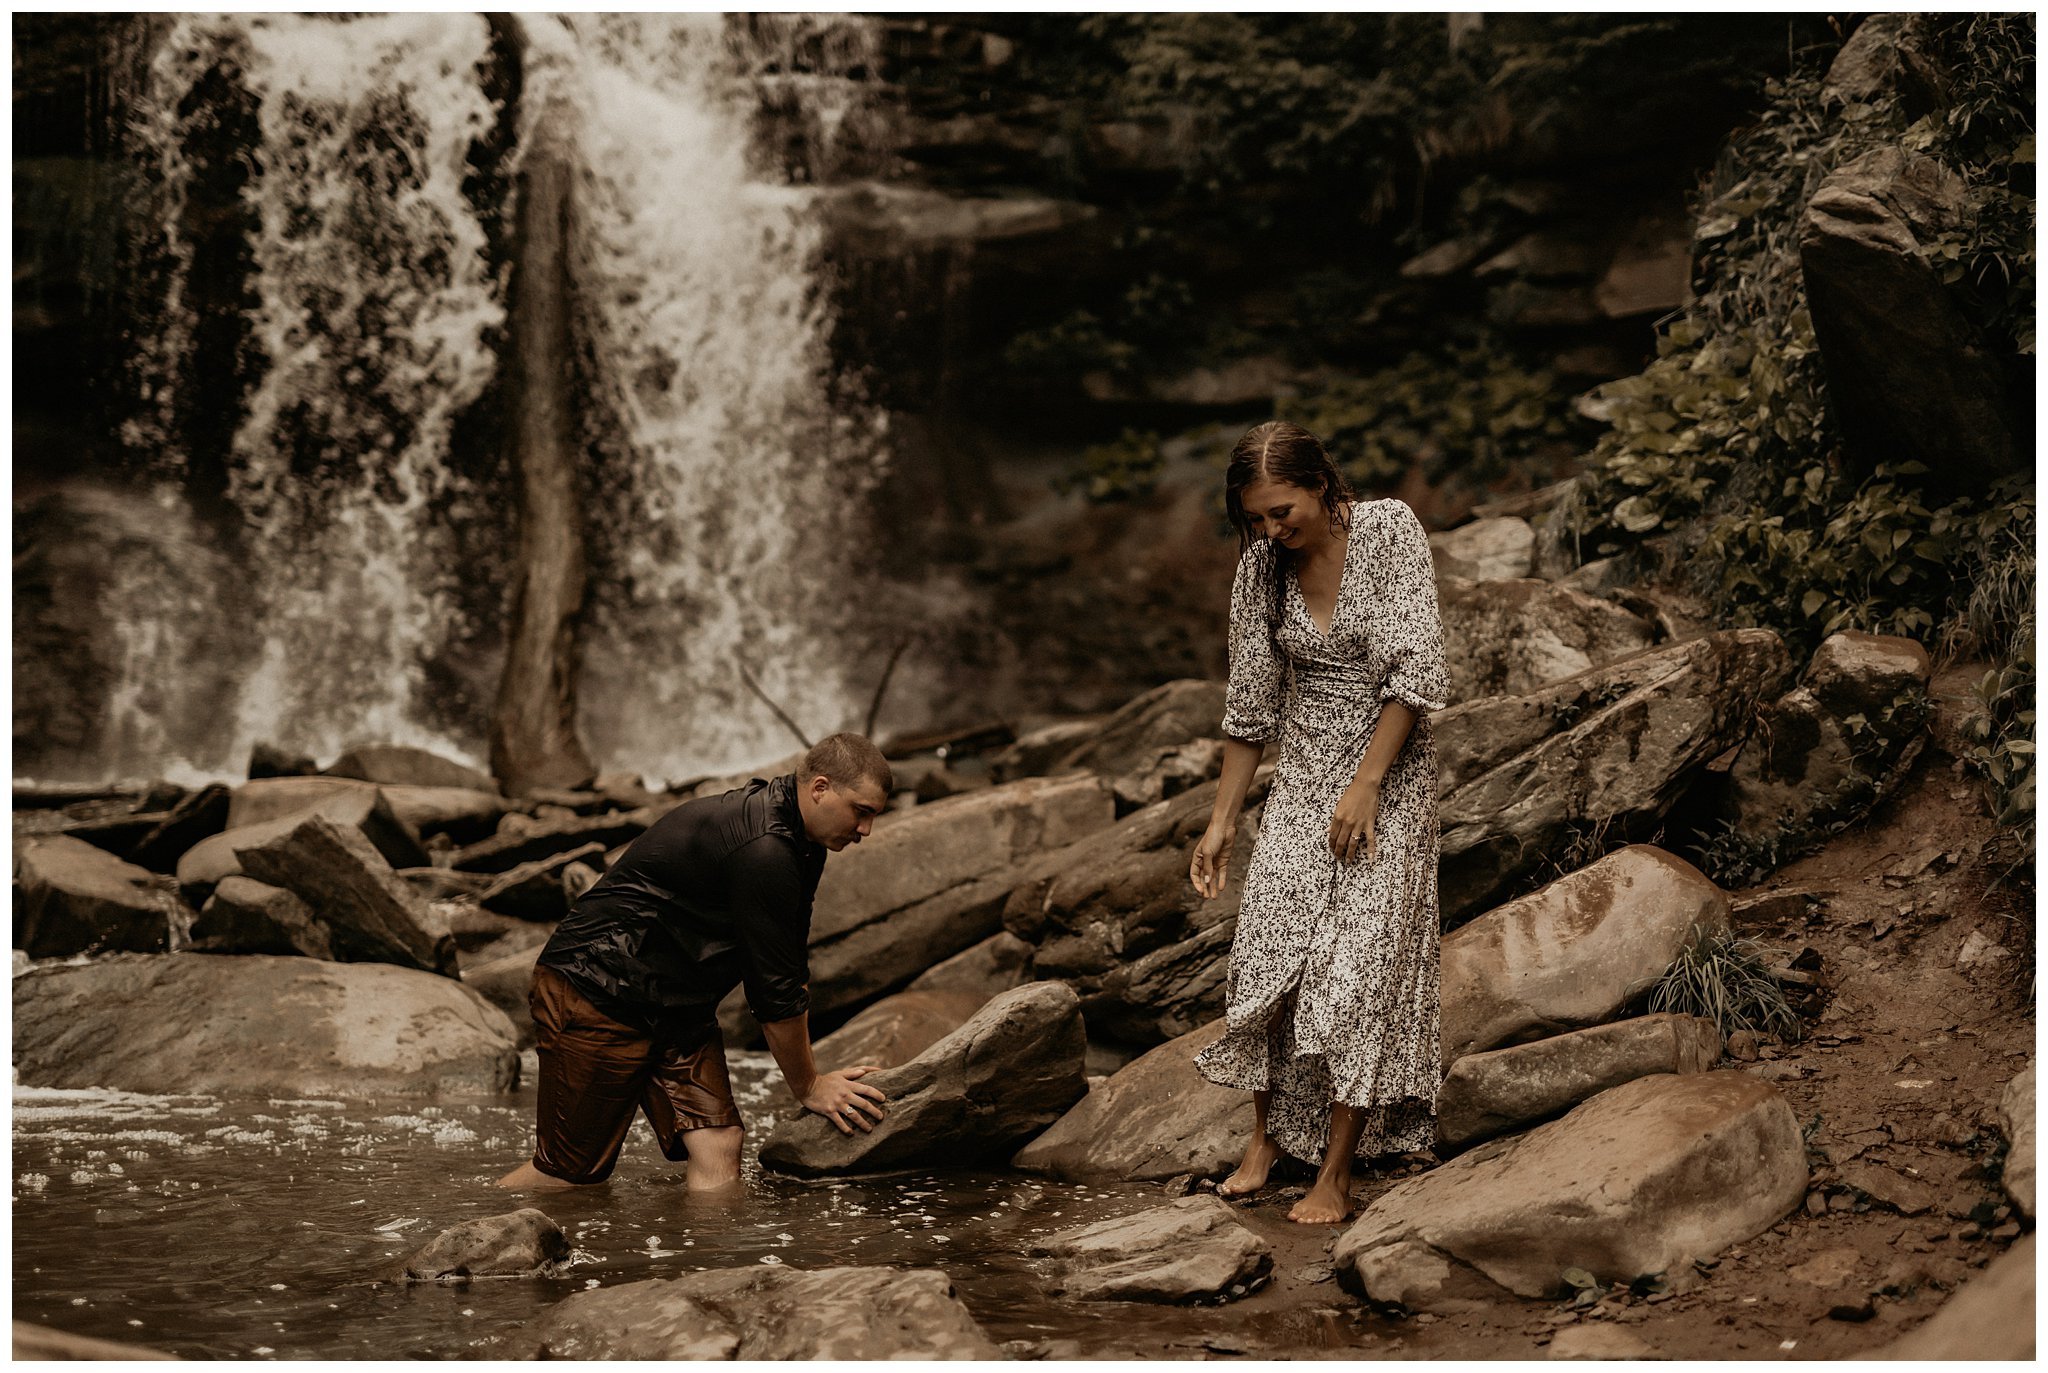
[86,12,885,788]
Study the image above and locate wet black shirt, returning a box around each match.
[536,774,824,1040]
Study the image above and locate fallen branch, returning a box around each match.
[862,635,914,739]
[738,661,813,751]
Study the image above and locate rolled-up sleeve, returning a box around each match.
[1222,541,1286,741]
[1371,501,1451,715]
[727,837,812,1023]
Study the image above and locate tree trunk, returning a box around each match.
[489,16,596,797]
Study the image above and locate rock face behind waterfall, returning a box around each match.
[759,982,1087,1175]
[514,1266,1000,1359]
[12,954,518,1097]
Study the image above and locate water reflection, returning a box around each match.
[13,1055,1206,1359]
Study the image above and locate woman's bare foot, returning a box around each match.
[1217,1135,1283,1198]
[1286,1176,1353,1224]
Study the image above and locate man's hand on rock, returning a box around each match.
[802,1065,887,1135]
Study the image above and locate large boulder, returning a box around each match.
[1800,144,2022,491]
[514,1265,1000,1359]
[1721,631,1932,837]
[812,988,989,1074]
[228,776,506,844]
[461,943,544,1049]
[1031,1196,1271,1303]
[905,930,1034,998]
[1441,845,1729,1062]
[1012,1019,1254,1183]
[1052,679,1227,777]
[402,1208,567,1280]
[127,782,232,873]
[1999,1061,2035,1219]
[15,835,187,958]
[1822,14,1950,117]
[1438,578,1660,701]
[1435,629,1790,922]
[991,717,1103,783]
[176,789,428,902]
[1874,1234,2034,1360]
[189,876,333,958]
[1429,517,1536,582]
[233,814,457,975]
[804,774,1115,1019]
[759,981,1087,1175]
[327,743,497,794]
[1333,1072,1806,1312]
[1002,777,1263,1046]
[1437,1013,1722,1152]
[12,953,518,1096]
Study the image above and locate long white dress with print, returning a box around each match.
[1193,497,1451,1164]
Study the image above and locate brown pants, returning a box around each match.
[528,964,741,1185]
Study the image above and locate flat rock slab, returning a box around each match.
[16,834,186,958]
[1438,1013,1721,1151]
[1440,845,1729,1062]
[515,1265,999,1359]
[1333,1072,1806,1312]
[13,954,518,1097]
[403,1208,567,1280]
[1012,1019,1254,1183]
[327,743,498,793]
[1031,1195,1271,1302]
[449,809,658,874]
[760,982,1087,1175]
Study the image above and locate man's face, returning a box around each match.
[804,775,888,851]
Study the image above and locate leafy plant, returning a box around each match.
[1055,428,1165,502]
[1649,923,1804,1042]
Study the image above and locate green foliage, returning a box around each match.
[1286,342,1578,493]
[1054,428,1164,502]
[1563,16,2035,864]
[1649,924,1804,1043]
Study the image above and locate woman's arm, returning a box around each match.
[1191,735,1265,899]
[1328,701,1416,864]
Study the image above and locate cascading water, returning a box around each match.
[80,11,887,789]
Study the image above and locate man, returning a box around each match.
[497,732,893,1192]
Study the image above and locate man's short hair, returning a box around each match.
[802,733,893,796]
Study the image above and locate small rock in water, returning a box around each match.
[403,1208,568,1281]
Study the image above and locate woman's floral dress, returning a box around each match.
[1194,497,1452,1163]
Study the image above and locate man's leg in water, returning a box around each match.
[498,966,647,1189]
[677,1125,745,1190]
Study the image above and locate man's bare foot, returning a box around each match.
[496,1160,584,1191]
[1217,1135,1282,1198]
[1286,1176,1353,1224]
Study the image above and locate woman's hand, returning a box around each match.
[1329,776,1381,865]
[1190,820,1236,900]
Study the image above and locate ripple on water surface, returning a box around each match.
[12,1054,1224,1359]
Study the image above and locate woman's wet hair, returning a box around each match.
[1222,420,1355,557]
[803,732,893,795]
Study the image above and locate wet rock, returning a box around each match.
[1434,630,1792,922]
[189,876,333,959]
[1052,679,1226,777]
[127,782,232,873]
[1003,777,1264,1044]
[804,774,1115,1019]
[1801,146,2021,492]
[249,742,317,778]
[1438,1013,1722,1152]
[760,982,1087,1175]
[16,835,187,958]
[1439,578,1660,702]
[327,743,497,794]
[477,842,607,922]
[13,953,518,1096]
[1031,1196,1271,1302]
[228,776,506,844]
[11,1320,179,1359]
[448,808,658,874]
[1998,1061,2034,1217]
[1722,631,1931,838]
[1874,1234,2034,1359]
[1440,845,1730,1061]
[462,943,544,1049]
[521,1264,998,1359]
[177,789,428,902]
[402,1208,567,1280]
[813,988,988,1073]
[991,717,1104,782]
[1429,516,1536,582]
[1012,1020,1253,1183]
[906,931,1035,999]
[1334,1073,1806,1312]
[1110,738,1225,813]
[234,814,457,975]
[1548,1325,1664,1359]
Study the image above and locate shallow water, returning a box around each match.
[12,1056,1371,1359]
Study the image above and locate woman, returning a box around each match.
[1189,420,1450,1225]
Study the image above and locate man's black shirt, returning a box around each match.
[536,774,825,1040]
